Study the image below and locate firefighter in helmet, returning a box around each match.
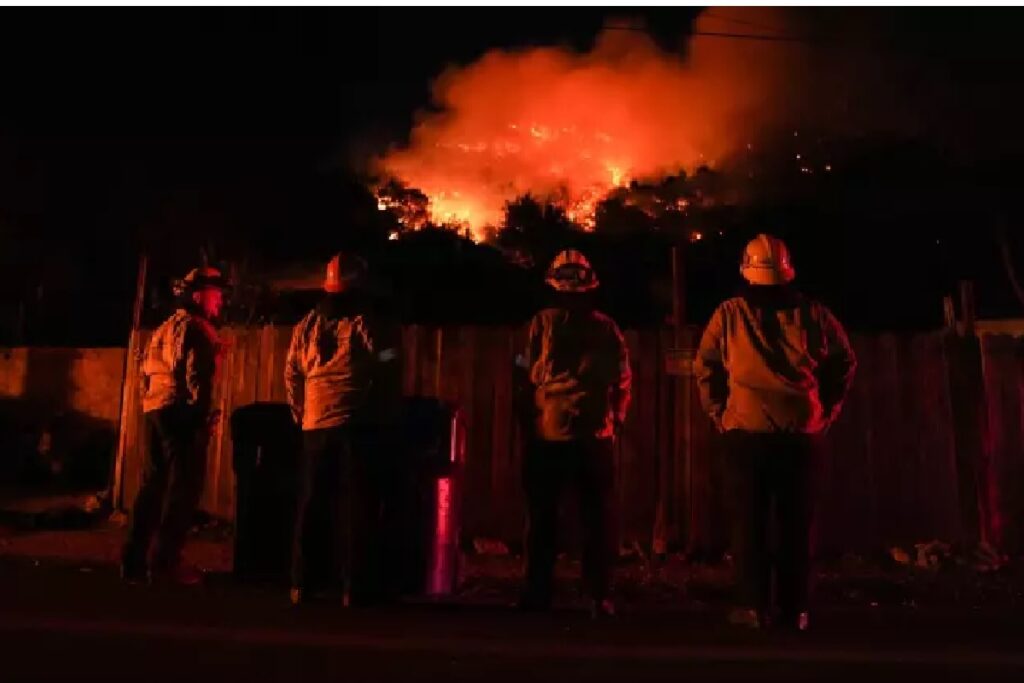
[695,234,856,631]
[122,266,229,586]
[517,249,632,618]
[285,252,401,606]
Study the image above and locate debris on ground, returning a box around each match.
[472,538,510,556]
[973,541,1007,573]
[0,489,111,531]
[915,540,952,570]
[0,523,1021,609]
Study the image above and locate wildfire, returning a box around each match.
[375,8,796,241]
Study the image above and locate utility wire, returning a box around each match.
[603,23,816,44]
[700,11,792,36]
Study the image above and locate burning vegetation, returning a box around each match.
[374,9,799,241]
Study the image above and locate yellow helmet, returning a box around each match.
[546,249,600,292]
[740,234,795,286]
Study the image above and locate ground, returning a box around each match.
[2,510,1024,682]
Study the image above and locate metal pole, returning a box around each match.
[434,327,444,398]
[671,245,693,553]
[110,252,148,508]
[959,280,976,337]
[671,246,683,346]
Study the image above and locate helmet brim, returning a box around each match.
[546,277,600,293]
[740,264,795,286]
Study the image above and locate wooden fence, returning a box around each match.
[113,325,1024,556]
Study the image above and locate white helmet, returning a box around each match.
[740,234,795,286]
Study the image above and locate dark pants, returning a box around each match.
[123,406,209,571]
[724,430,824,617]
[523,438,616,603]
[291,426,382,599]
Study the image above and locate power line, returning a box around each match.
[603,23,815,44]
[692,30,813,44]
[701,11,792,37]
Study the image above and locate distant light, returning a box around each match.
[690,231,703,243]
[824,164,832,172]
[795,153,801,160]
[793,130,799,137]
[389,231,400,241]
[377,200,388,211]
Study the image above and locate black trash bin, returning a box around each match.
[231,402,301,584]
[384,397,466,598]
[232,397,466,596]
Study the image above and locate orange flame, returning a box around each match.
[376,8,797,241]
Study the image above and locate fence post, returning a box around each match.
[110,253,147,509]
[945,281,995,548]
[654,244,691,554]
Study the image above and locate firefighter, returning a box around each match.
[517,249,631,618]
[695,234,856,631]
[285,252,400,606]
[121,266,229,586]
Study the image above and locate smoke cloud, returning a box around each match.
[375,8,806,237]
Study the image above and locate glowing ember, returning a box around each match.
[375,8,795,241]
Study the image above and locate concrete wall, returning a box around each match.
[0,347,126,423]
[0,347,126,488]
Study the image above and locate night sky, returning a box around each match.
[2,7,1024,343]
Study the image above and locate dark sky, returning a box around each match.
[2,7,1024,341]
[2,7,1022,233]
[2,8,1022,228]
[0,9,699,321]
[0,9,694,240]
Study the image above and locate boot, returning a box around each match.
[151,563,203,586]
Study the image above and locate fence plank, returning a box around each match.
[269,326,292,404]
[820,335,871,554]
[653,327,675,552]
[488,328,519,544]
[981,335,1024,554]
[112,324,1007,558]
[905,334,961,542]
[462,327,497,544]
